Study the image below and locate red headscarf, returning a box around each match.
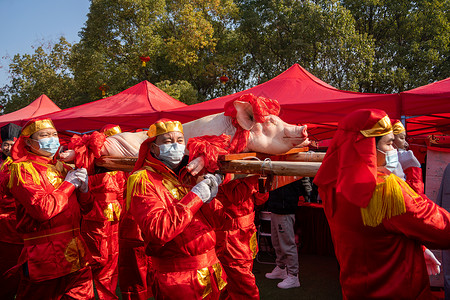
[224,93,280,153]
[314,109,393,208]
[11,118,56,163]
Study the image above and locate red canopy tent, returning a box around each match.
[0,94,61,128]
[43,81,187,133]
[163,64,401,141]
[400,77,450,137]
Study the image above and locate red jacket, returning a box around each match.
[8,153,92,281]
[128,157,226,299]
[0,158,22,244]
[319,172,450,299]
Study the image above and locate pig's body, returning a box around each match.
[101,109,308,157]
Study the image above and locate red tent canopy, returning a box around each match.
[163,64,401,141]
[0,94,61,128]
[401,77,450,117]
[400,77,450,137]
[43,81,187,133]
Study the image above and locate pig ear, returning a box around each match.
[234,101,255,130]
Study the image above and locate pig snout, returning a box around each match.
[284,125,309,147]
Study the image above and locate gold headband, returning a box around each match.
[360,115,393,138]
[21,119,56,137]
[148,120,183,138]
[392,121,405,135]
[103,125,122,137]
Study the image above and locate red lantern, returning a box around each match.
[99,83,109,97]
[219,75,229,84]
[140,56,151,67]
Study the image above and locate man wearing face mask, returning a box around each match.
[5,118,94,299]
[390,119,424,194]
[128,119,227,299]
[314,109,450,299]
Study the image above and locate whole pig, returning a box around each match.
[100,100,309,157]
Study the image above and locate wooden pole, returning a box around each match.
[95,152,325,176]
[219,160,321,177]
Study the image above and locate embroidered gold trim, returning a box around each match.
[147,120,183,138]
[21,119,55,137]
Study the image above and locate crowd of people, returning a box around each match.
[0,106,449,300]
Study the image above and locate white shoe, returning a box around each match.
[265,265,288,280]
[277,274,300,289]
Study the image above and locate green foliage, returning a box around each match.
[1,0,448,113]
[341,0,450,92]
[155,79,198,104]
[1,37,77,113]
[237,0,375,91]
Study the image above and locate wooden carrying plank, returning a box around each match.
[219,160,321,177]
[96,152,324,176]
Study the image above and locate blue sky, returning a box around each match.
[0,0,91,87]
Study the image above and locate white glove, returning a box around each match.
[424,248,441,276]
[75,168,89,193]
[191,174,223,204]
[65,169,81,188]
[204,173,223,199]
[398,150,421,170]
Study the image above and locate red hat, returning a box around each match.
[314,109,393,208]
[11,118,56,162]
[133,119,184,173]
[100,124,122,137]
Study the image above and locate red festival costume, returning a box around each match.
[0,157,23,299]
[128,120,227,299]
[314,109,450,299]
[70,124,126,300]
[118,208,153,300]
[185,94,278,299]
[7,119,94,300]
[213,176,267,300]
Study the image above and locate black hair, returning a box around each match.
[375,136,382,147]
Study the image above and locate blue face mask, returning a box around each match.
[33,137,60,155]
[156,143,186,169]
[377,148,398,172]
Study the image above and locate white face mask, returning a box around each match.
[377,148,399,172]
[32,136,60,156]
[155,142,186,169]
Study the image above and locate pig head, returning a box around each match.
[182,100,309,154]
[101,100,308,157]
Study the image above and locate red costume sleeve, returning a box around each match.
[10,174,75,222]
[383,190,450,250]
[217,175,259,206]
[130,178,204,247]
[404,167,424,194]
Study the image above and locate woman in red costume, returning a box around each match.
[6,118,93,300]
[128,119,227,299]
[314,109,450,299]
[68,124,127,300]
